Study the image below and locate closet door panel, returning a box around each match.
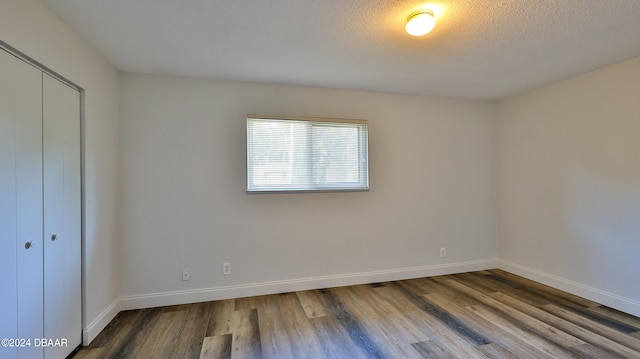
[0,50,44,359]
[15,68,45,359]
[43,74,81,358]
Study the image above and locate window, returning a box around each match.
[246,115,369,192]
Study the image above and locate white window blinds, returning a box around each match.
[246,115,369,192]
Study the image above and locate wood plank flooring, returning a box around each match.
[72,270,640,358]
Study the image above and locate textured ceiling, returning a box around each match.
[41,0,640,99]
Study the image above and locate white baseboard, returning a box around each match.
[85,259,640,346]
[497,259,640,317]
[120,259,497,310]
[83,296,121,345]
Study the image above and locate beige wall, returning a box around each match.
[119,73,497,308]
[497,56,640,315]
[0,0,121,343]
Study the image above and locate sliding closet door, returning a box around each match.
[0,49,44,359]
[43,73,82,358]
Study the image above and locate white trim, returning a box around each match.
[82,296,121,345]
[497,259,640,317]
[121,259,497,310]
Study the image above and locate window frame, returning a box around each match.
[246,114,369,193]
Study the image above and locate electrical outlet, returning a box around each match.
[182,268,190,281]
[440,248,446,258]
[223,262,231,276]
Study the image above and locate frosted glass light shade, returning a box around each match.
[406,10,436,36]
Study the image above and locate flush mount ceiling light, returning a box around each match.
[405,10,436,36]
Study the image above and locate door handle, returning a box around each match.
[51,233,57,241]
[24,241,33,249]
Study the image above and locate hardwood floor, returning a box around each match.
[72,270,640,358]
